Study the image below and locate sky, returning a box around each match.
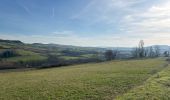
[0,0,170,47]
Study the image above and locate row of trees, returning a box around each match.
[0,50,18,58]
[104,40,170,61]
[131,40,161,58]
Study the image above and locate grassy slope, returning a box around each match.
[0,42,47,63]
[0,59,167,100]
[0,42,98,64]
[1,49,47,63]
[116,62,170,100]
[5,49,47,62]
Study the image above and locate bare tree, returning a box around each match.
[138,40,145,58]
[164,51,170,57]
[131,40,146,58]
[144,48,149,57]
[148,46,155,58]
[131,47,139,58]
[154,46,160,57]
[163,50,170,57]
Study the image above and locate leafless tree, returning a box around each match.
[131,40,146,58]
[144,48,149,57]
[131,47,139,58]
[154,46,160,57]
[148,46,155,58]
[164,51,170,57]
[138,40,145,58]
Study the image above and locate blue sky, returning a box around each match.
[0,0,170,47]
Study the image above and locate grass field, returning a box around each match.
[0,58,168,100]
[117,62,170,100]
[59,56,81,60]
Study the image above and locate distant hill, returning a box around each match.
[0,39,170,69]
[1,39,168,52]
[0,39,103,69]
[151,45,170,53]
[0,39,23,44]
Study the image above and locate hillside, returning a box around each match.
[0,58,168,100]
[0,39,170,69]
[0,39,103,69]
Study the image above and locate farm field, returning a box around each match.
[1,0,170,100]
[0,58,168,100]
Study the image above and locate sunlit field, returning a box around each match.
[117,63,170,100]
[0,58,167,100]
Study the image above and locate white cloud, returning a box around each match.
[2,0,170,47]
[71,0,143,25]
[119,0,170,45]
[123,1,170,30]
[52,30,75,37]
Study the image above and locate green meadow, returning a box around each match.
[0,58,168,100]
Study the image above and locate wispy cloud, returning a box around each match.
[122,0,170,34]
[52,7,55,17]
[71,0,147,25]
[16,0,32,15]
[52,30,75,37]
[1,0,170,47]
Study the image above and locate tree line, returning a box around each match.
[0,49,18,58]
[104,40,170,60]
[131,40,161,58]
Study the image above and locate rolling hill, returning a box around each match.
[0,39,103,69]
[0,39,170,69]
